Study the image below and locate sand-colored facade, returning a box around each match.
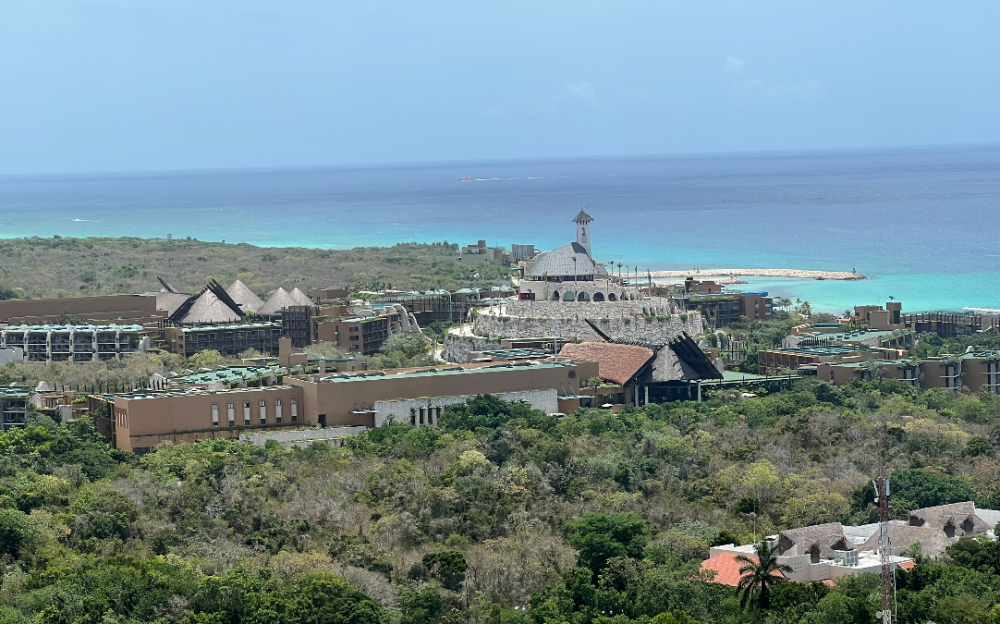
[91,360,598,452]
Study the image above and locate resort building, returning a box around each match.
[0,386,29,431]
[460,240,511,266]
[0,294,161,327]
[558,333,724,405]
[817,350,1000,393]
[162,323,282,357]
[0,324,145,363]
[316,316,390,356]
[705,521,915,586]
[87,359,598,453]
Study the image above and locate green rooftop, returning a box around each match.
[479,349,547,358]
[181,323,278,333]
[171,365,285,386]
[314,361,577,384]
[2,324,143,332]
[775,345,858,357]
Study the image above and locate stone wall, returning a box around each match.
[504,299,672,318]
[374,389,559,427]
[473,312,703,343]
[441,335,503,363]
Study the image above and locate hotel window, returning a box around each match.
[211,404,219,427]
[275,399,282,424]
[260,400,267,424]
[227,403,235,427]
[290,398,298,423]
[244,402,251,425]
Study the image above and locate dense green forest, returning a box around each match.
[0,237,511,300]
[5,377,1000,623]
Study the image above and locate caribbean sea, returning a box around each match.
[1,144,998,313]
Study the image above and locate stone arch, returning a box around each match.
[608,293,617,301]
[562,291,576,302]
[592,292,605,302]
[577,292,591,302]
[551,291,560,301]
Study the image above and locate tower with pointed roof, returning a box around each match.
[573,210,594,257]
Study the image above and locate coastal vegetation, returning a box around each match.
[0,237,510,300]
[4,373,1000,622]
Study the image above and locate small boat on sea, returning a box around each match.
[459,176,475,181]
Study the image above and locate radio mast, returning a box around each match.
[874,472,894,624]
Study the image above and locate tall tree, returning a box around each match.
[735,540,792,613]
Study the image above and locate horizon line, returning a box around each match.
[2,140,997,180]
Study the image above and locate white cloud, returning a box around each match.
[724,56,746,71]
[566,81,596,101]
[721,57,825,104]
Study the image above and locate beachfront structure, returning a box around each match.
[0,324,145,363]
[87,359,598,453]
[517,211,654,303]
[460,240,511,266]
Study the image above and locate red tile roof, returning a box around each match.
[700,552,787,587]
[702,552,753,586]
[899,560,915,571]
[559,342,654,385]
[821,579,836,587]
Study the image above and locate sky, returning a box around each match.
[1,0,998,174]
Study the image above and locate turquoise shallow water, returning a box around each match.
[1,144,998,313]
[721,275,1000,315]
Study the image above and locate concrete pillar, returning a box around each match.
[431,407,439,427]
[319,358,326,373]
[644,385,649,406]
[697,381,702,403]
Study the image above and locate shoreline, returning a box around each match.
[647,268,866,281]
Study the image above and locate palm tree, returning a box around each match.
[735,540,792,613]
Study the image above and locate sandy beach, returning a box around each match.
[647,268,866,281]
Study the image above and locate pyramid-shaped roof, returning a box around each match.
[572,209,594,223]
[227,280,265,313]
[179,290,242,325]
[259,287,301,315]
[289,287,313,306]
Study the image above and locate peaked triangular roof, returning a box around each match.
[289,287,313,307]
[227,280,265,313]
[178,290,242,325]
[572,210,594,223]
[259,287,301,315]
[558,342,654,386]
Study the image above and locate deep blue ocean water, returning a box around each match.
[1,144,998,313]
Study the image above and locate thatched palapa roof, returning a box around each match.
[226,280,265,314]
[259,288,300,316]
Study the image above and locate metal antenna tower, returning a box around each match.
[874,472,893,624]
[873,412,897,624]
